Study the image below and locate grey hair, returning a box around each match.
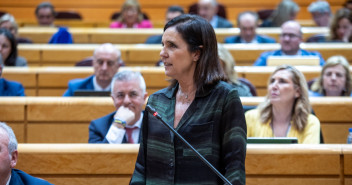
[111,70,146,94]
[308,1,331,13]
[0,122,18,159]
[199,0,218,7]
[35,2,56,16]
[237,11,259,26]
[0,14,18,33]
[93,43,121,64]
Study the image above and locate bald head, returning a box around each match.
[198,0,218,21]
[281,20,302,35]
[280,21,303,55]
[93,43,121,58]
[93,43,121,89]
[238,12,258,42]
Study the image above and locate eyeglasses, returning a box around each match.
[279,33,301,39]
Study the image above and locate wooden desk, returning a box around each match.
[17,43,352,67]
[2,66,169,96]
[15,144,349,185]
[17,27,330,44]
[343,145,352,185]
[0,97,351,144]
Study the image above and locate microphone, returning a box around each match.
[145,105,232,185]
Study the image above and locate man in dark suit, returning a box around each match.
[198,0,233,28]
[63,43,121,96]
[0,122,52,185]
[0,57,25,96]
[89,70,148,144]
[224,11,276,43]
[145,6,184,44]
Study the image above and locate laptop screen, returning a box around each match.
[73,90,111,97]
[247,137,298,144]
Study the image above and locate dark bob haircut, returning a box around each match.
[163,14,225,93]
[0,28,17,66]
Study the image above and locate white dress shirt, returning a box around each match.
[93,76,111,91]
[106,112,143,144]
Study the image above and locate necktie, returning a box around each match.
[125,127,138,143]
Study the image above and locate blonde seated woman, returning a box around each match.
[218,43,253,96]
[245,65,320,144]
[309,55,352,97]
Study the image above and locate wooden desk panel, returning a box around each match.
[247,178,339,185]
[16,144,139,174]
[27,123,89,143]
[14,144,347,185]
[343,146,352,175]
[321,124,352,144]
[2,67,37,87]
[26,97,115,121]
[0,98,26,121]
[37,67,93,87]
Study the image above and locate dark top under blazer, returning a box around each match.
[63,75,94,96]
[131,81,247,185]
[9,169,52,185]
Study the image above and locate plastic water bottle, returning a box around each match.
[348,128,352,144]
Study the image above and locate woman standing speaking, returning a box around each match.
[130,14,247,185]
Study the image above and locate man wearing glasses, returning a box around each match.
[253,20,325,66]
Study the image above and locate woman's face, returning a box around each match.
[123,6,138,26]
[268,69,300,105]
[160,26,198,81]
[336,17,352,40]
[323,64,346,96]
[0,34,11,62]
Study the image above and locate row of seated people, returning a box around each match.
[1,0,352,44]
[0,53,348,144]
[1,41,351,97]
[3,0,351,28]
[0,0,330,28]
[0,19,339,68]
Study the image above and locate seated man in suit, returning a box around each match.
[145,5,184,44]
[35,2,56,26]
[63,43,121,96]
[89,70,148,144]
[254,21,325,66]
[0,58,25,96]
[224,11,276,43]
[198,0,233,28]
[0,122,52,185]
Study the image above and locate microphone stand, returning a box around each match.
[145,105,232,185]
